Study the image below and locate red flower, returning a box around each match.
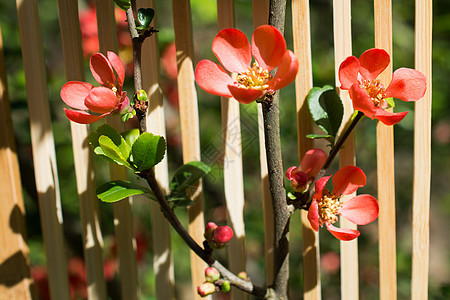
[286,148,327,192]
[195,25,299,104]
[61,51,130,124]
[308,166,379,241]
[339,48,426,125]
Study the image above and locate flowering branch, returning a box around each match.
[125,4,266,297]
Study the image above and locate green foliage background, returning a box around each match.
[1,0,449,299]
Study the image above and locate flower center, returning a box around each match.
[236,63,272,91]
[317,190,342,226]
[359,79,387,108]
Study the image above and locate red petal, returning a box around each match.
[314,176,331,199]
[285,166,297,180]
[267,50,299,91]
[340,194,379,225]
[64,108,106,124]
[195,60,234,98]
[212,28,251,73]
[384,68,427,102]
[326,223,360,241]
[107,51,125,87]
[228,86,264,104]
[84,87,118,113]
[307,200,320,231]
[332,165,366,196]
[358,48,390,81]
[90,52,115,86]
[299,148,327,178]
[338,56,360,90]
[252,25,286,71]
[61,81,93,110]
[373,108,408,126]
[349,84,377,118]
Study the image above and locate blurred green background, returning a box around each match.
[1,0,449,299]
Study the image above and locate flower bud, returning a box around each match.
[211,226,233,248]
[286,166,308,192]
[204,267,220,283]
[197,282,216,297]
[204,222,217,241]
[221,280,231,293]
[136,90,148,102]
[237,271,248,280]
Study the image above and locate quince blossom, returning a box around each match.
[195,25,299,104]
[286,148,327,192]
[339,48,426,125]
[308,166,379,241]
[61,51,130,124]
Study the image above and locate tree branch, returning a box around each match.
[263,1,290,299]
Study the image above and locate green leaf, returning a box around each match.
[131,132,166,171]
[113,0,131,11]
[307,85,344,141]
[97,180,152,203]
[121,129,140,148]
[99,135,134,169]
[386,97,395,108]
[306,133,333,140]
[170,161,211,195]
[96,124,131,159]
[137,8,155,28]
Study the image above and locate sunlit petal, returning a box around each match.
[266,51,299,91]
[252,25,286,71]
[307,200,320,232]
[212,28,251,73]
[358,48,390,80]
[326,223,360,241]
[195,60,234,98]
[384,68,427,102]
[338,56,360,90]
[332,165,366,196]
[61,81,93,110]
[228,85,264,104]
[84,87,118,114]
[64,108,106,124]
[90,52,115,86]
[340,195,379,225]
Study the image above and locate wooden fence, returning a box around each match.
[0,0,432,299]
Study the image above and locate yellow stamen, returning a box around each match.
[236,63,272,91]
[318,190,342,226]
[360,79,386,107]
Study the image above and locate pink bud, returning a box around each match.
[213,226,233,247]
[197,282,216,297]
[286,167,308,192]
[205,267,220,282]
[237,271,248,280]
[204,222,217,240]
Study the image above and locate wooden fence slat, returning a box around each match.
[251,0,274,288]
[412,0,432,298]
[216,1,248,299]
[94,1,140,299]
[0,25,32,300]
[138,0,175,299]
[15,0,71,298]
[172,1,207,298]
[332,0,359,299]
[374,0,397,299]
[56,1,107,299]
[291,0,321,298]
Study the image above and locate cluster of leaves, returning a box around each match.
[113,0,155,32]
[89,125,210,208]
